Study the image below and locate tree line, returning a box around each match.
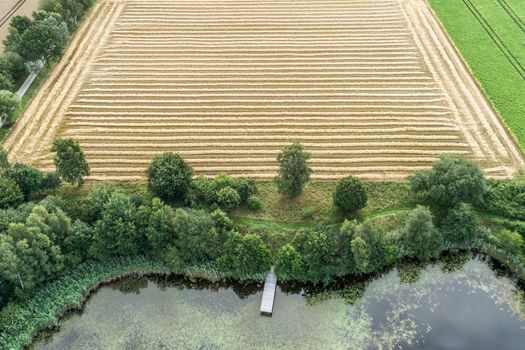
[0,0,96,126]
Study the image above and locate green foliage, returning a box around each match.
[494,229,524,258]
[0,52,26,82]
[0,74,14,92]
[19,12,70,62]
[276,243,304,279]
[210,208,234,234]
[275,142,313,198]
[409,154,485,209]
[333,176,367,213]
[4,163,45,199]
[91,192,140,259]
[42,171,61,190]
[440,203,479,245]
[0,90,20,126]
[352,222,390,274]
[246,195,262,211]
[39,0,95,32]
[237,178,257,203]
[351,236,370,274]
[51,138,90,186]
[402,206,443,261]
[217,231,271,279]
[147,152,193,202]
[141,198,174,256]
[0,177,23,209]
[89,181,120,218]
[481,179,525,220]
[187,174,257,211]
[0,222,64,293]
[216,187,241,211]
[173,208,220,265]
[291,228,336,284]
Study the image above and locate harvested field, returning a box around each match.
[3,0,524,180]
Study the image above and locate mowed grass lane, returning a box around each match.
[428,0,525,152]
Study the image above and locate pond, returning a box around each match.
[32,255,525,349]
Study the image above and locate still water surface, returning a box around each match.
[33,256,525,349]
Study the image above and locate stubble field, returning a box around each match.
[3,0,523,180]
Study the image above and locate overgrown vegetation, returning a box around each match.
[1,143,525,348]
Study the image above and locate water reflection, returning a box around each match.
[33,255,525,349]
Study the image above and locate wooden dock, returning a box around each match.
[260,267,277,316]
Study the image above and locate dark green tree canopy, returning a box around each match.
[147,152,193,202]
[333,176,367,214]
[402,206,443,261]
[274,142,313,198]
[409,154,486,209]
[51,138,90,186]
[0,90,20,126]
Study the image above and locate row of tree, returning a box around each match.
[0,0,96,126]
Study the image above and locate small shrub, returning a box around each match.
[237,178,256,203]
[246,195,262,211]
[333,176,367,214]
[0,177,23,209]
[216,187,241,211]
[301,207,316,221]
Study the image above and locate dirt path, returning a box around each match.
[3,0,524,180]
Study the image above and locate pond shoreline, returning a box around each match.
[13,248,525,350]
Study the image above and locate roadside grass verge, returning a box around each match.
[428,0,525,151]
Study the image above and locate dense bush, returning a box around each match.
[216,187,241,211]
[0,74,14,92]
[402,206,443,261]
[246,195,263,211]
[0,177,23,209]
[440,203,479,245]
[480,179,525,220]
[333,176,367,214]
[4,163,49,199]
[187,173,257,211]
[147,152,193,202]
[0,52,25,83]
[0,90,20,126]
[409,154,485,210]
[217,231,271,279]
[275,142,313,198]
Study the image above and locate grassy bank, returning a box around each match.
[427,0,525,151]
[0,257,264,350]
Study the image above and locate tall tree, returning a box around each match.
[274,142,313,198]
[51,138,90,186]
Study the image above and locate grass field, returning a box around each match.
[428,0,525,153]
[3,0,523,180]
